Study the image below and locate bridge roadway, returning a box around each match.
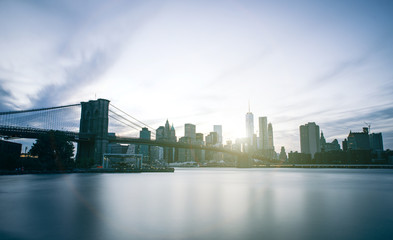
[0,125,93,142]
[0,125,246,158]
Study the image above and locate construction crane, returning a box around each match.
[364,122,371,133]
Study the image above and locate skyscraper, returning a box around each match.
[156,126,165,140]
[205,131,218,161]
[213,125,222,144]
[279,146,287,161]
[195,133,205,163]
[185,123,196,140]
[268,123,274,150]
[155,120,177,163]
[139,127,151,160]
[196,133,204,142]
[300,122,320,157]
[347,128,370,150]
[258,117,268,150]
[345,127,383,152]
[246,109,254,146]
[320,131,327,151]
[182,123,196,162]
[369,133,383,151]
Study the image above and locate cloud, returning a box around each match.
[0,80,13,112]
[30,48,118,108]
[312,32,393,87]
[0,0,165,109]
[313,55,369,86]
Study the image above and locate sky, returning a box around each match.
[1,0,393,152]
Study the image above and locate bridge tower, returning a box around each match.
[76,99,110,166]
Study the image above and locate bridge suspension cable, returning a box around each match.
[0,103,81,133]
[108,104,156,137]
[0,101,157,139]
[110,104,155,130]
[0,104,80,115]
[108,111,143,132]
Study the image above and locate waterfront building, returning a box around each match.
[320,131,340,152]
[345,127,383,152]
[347,128,370,150]
[107,143,128,154]
[324,139,341,152]
[106,133,130,164]
[300,122,320,157]
[369,133,383,151]
[150,146,164,163]
[288,151,312,164]
[126,144,136,154]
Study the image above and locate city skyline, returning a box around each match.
[1,0,393,152]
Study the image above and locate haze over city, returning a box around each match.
[1,0,392,151]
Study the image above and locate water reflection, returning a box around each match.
[0,169,392,239]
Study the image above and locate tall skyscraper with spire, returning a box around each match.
[156,120,177,163]
[245,102,254,147]
[320,131,326,151]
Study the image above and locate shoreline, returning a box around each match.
[0,167,175,175]
[196,164,393,169]
[251,164,393,169]
[1,164,393,175]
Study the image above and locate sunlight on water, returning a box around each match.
[0,168,393,240]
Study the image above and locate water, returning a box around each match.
[0,168,392,240]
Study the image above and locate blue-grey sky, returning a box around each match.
[1,0,393,152]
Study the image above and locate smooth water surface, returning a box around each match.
[1,168,392,240]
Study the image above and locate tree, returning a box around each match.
[29,131,75,170]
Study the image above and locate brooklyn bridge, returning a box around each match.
[0,99,252,167]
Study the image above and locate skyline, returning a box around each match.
[1,0,393,152]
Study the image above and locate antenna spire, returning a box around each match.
[248,100,250,112]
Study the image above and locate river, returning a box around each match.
[0,168,392,240]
